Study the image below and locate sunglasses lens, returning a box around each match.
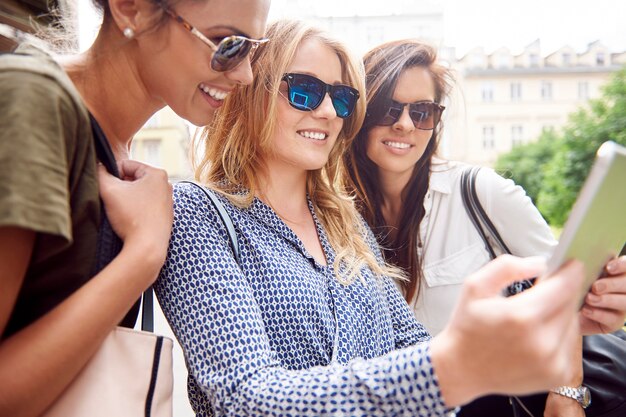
[211,37,252,72]
[409,103,438,129]
[379,106,403,126]
[330,86,358,118]
[378,102,442,129]
[286,74,324,111]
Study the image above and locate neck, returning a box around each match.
[61,31,164,161]
[256,164,310,224]
[377,168,413,228]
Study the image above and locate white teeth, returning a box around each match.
[299,131,327,140]
[199,84,228,101]
[383,141,411,149]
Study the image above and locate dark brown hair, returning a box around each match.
[344,39,452,302]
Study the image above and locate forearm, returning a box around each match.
[543,336,584,417]
[0,242,163,417]
[207,343,449,417]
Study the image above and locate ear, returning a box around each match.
[107,0,160,36]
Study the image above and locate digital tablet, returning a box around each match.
[545,141,626,306]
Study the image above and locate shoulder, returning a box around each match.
[172,182,240,232]
[1,45,88,134]
[473,166,523,200]
[428,159,469,194]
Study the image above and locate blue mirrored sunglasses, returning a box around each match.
[281,73,360,119]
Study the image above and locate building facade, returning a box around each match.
[269,0,446,55]
[132,107,193,181]
[448,40,626,165]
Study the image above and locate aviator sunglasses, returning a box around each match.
[377,100,445,130]
[281,73,360,119]
[165,9,269,72]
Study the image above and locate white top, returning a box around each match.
[411,159,557,335]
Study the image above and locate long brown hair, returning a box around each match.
[194,19,403,284]
[344,39,452,301]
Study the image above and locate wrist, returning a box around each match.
[119,238,167,282]
[550,385,591,409]
[430,331,482,407]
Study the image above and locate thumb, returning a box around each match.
[465,255,547,298]
[97,163,120,195]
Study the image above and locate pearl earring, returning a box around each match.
[123,27,135,39]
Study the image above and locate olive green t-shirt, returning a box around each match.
[0,44,100,338]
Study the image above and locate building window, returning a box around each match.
[529,53,540,67]
[481,82,494,102]
[562,53,572,66]
[143,139,162,167]
[578,82,589,100]
[482,126,495,149]
[510,82,522,101]
[596,52,605,66]
[541,81,552,100]
[511,125,524,147]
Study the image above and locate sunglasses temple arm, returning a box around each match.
[190,27,218,52]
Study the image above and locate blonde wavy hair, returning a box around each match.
[193,19,404,285]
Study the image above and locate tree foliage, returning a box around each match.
[495,128,561,204]
[495,66,626,227]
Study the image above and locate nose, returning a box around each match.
[312,93,337,119]
[392,105,415,132]
[224,56,254,85]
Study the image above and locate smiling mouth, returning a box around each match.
[383,140,412,149]
[298,130,328,141]
[199,83,228,101]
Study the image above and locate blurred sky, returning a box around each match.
[79,0,626,56]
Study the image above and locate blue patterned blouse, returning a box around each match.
[155,183,453,416]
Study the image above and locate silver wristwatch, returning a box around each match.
[551,385,591,409]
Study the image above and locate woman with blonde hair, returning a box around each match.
[157,19,597,417]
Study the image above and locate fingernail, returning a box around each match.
[587,293,601,303]
[594,281,607,293]
[606,261,616,273]
[582,307,594,317]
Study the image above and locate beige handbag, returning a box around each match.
[43,289,174,417]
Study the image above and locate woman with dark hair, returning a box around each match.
[344,39,626,417]
[346,40,558,334]
[0,1,269,415]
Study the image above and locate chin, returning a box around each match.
[189,113,215,127]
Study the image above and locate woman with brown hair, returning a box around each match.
[344,39,626,417]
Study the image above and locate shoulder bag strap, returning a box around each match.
[179,180,241,265]
[461,166,499,259]
[461,166,512,258]
[461,166,534,297]
[144,181,242,332]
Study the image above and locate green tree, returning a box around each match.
[495,128,561,204]
[537,67,626,226]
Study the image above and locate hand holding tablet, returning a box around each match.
[545,141,626,308]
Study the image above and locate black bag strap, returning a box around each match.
[460,166,533,297]
[460,166,511,258]
[180,181,241,265]
[89,113,150,331]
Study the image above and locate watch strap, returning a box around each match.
[551,385,591,409]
